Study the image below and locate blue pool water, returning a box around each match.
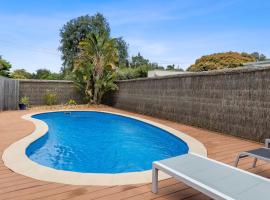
[26,111,189,173]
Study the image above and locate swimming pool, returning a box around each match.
[26,111,189,173]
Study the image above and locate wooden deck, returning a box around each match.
[0,106,269,200]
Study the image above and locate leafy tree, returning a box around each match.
[166,64,175,70]
[32,69,61,80]
[0,56,12,77]
[130,53,149,68]
[115,37,129,68]
[116,65,150,80]
[33,69,51,79]
[11,69,32,79]
[117,54,166,80]
[150,63,164,70]
[11,68,62,80]
[250,52,267,61]
[166,65,184,71]
[59,13,110,72]
[175,67,184,71]
[74,32,118,104]
[187,52,256,72]
[48,72,62,80]
[94,70,118,103]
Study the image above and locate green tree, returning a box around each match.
[33,69,51,79]
[59,13,110,72]
[166,64,184,71]
[48,72,62,80]
[74,32,118,104]
[130,53,149,68]
[115,37,129,67]
[150,63,164,70]
[32,69,61,80]
[250,52,267,61]
[116,65,150,80]
[11,69,32,79]
[117,54,166,80]
[166,64,175,70]
[187,52,256,72]
[94,70,118,103]
[0,56,12,77]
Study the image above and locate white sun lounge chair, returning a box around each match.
[152,153,270,200]
[235,139,270,168]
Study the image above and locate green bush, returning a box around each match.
[66,99,77,105]
[20,96,30,105]
[43,91,57,105]
[116,65,149,80]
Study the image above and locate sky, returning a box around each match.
[1,0,270,72]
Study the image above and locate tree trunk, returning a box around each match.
[85,79,93,104]
[97,91,104,104]
[93,84,99,104]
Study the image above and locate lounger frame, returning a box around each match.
[152,153,270,200]
[234,139,270,167]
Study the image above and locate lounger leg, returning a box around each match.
[252,158,258,168]
[152,167,159,193]
[234,154,241,167]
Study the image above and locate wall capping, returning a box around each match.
[117,66,270,82]
[17,79,74,83]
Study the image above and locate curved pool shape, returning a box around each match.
[26,111,189,173]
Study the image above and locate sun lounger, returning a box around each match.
[152,153,270,200]
[235,139,270,168]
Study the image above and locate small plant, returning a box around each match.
[20,96,29,105]
[66,99,77,105]
[19,96,30,110]
[43,91,57,105]
[19,96,29,110]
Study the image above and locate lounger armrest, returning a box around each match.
[265,139,270,148]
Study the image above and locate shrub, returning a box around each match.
[20,96,29,105]
[66,99,77,105]
[11,69,32,79]
[187,52,256,72]
[116,65,149,80]
[43,91,57,105]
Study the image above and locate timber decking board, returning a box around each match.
[0,106,268,200]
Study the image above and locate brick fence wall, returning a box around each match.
[104,67,270,142]
[19,80,83,105]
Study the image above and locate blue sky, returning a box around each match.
[1,0,270,72]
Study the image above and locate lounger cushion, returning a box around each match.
[155,154,270,200]
[246,148,270,159]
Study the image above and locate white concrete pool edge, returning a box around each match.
[2,110,207,186]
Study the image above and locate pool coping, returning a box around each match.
[2,110,207,186]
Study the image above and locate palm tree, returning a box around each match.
[74,32,119,104]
